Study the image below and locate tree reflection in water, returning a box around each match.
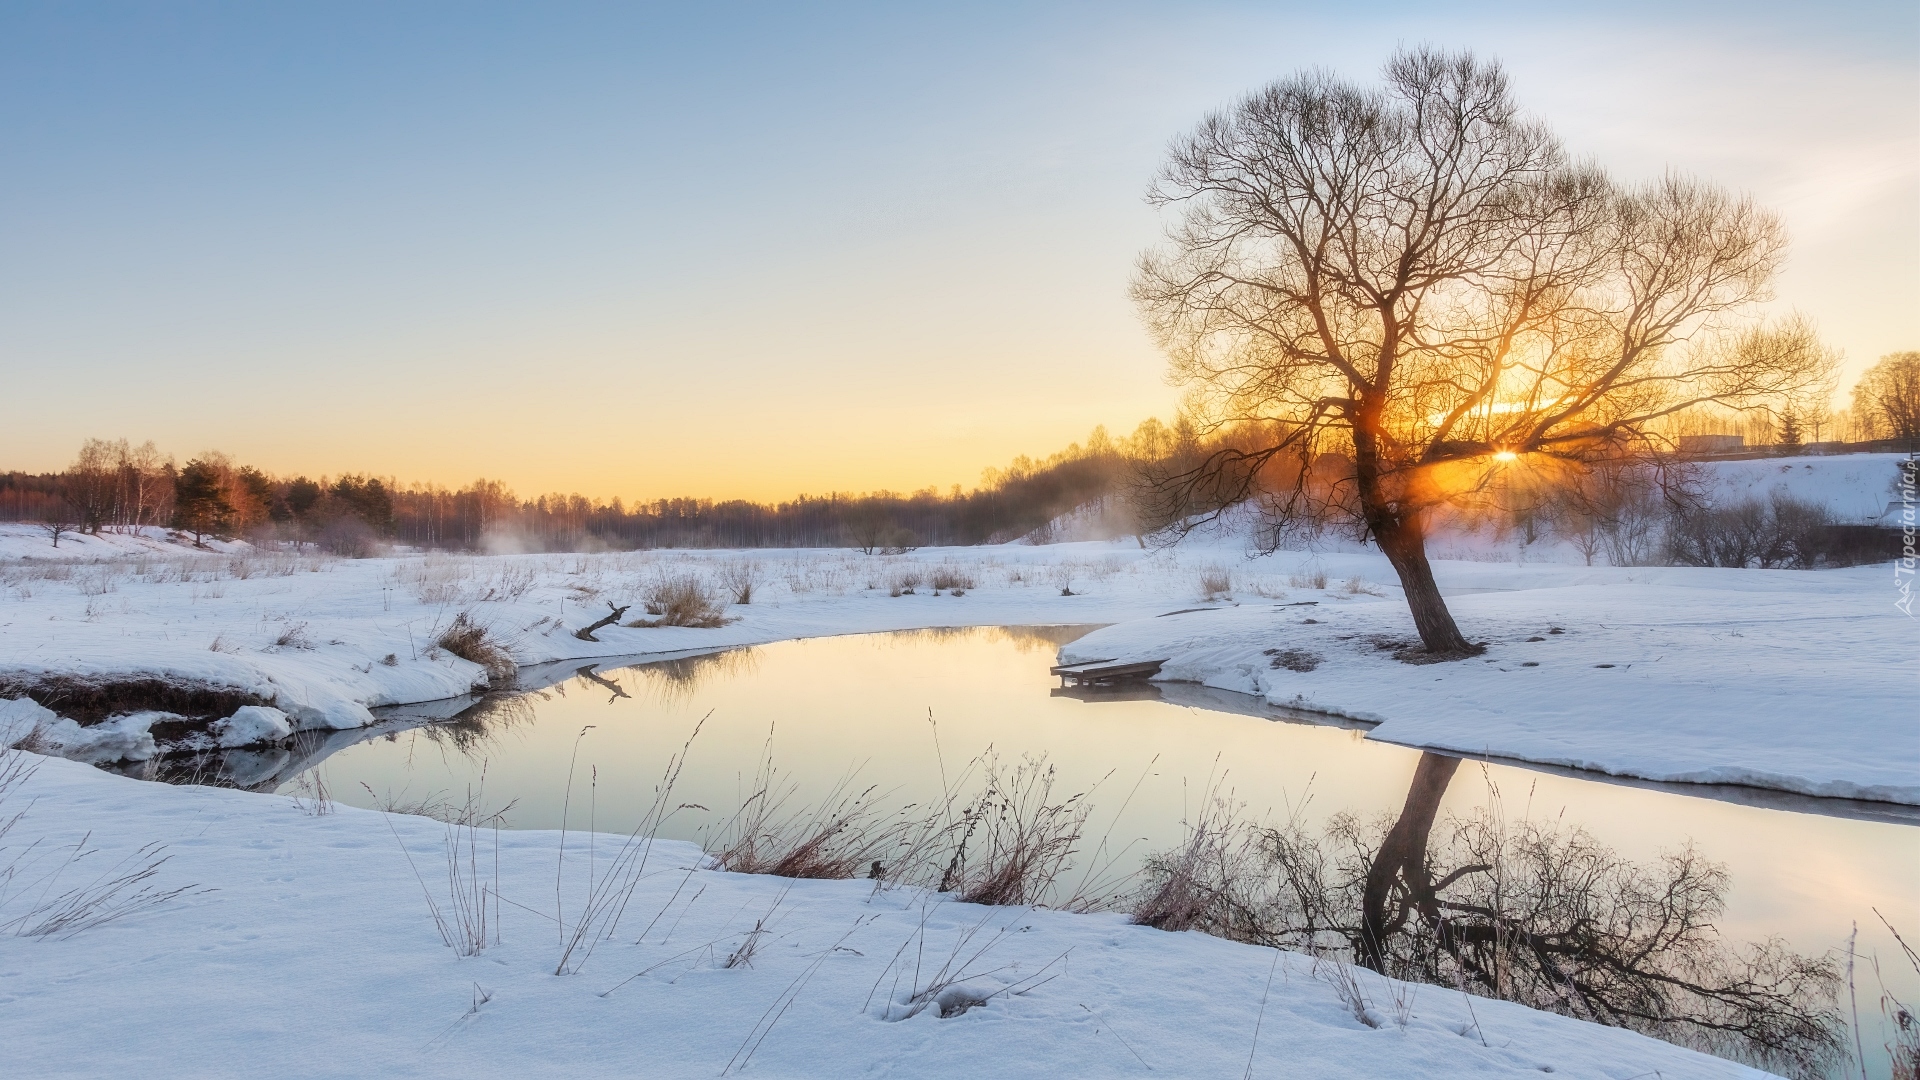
[1134,752,1846,1077]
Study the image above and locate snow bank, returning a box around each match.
[0,752,1777,1079]
[1064,562,1916,804]
[0,522,252,561]
[211,705,292,747]
[1696,454,1908,524]
[0,523,1909,804]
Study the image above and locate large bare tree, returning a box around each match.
[1133,49,1829,654]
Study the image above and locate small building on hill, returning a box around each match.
[1678,433,1745,454]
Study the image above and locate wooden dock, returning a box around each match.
[1049,657,1167,687]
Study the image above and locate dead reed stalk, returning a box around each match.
[550,718,705,975]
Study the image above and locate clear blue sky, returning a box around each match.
[2,1,1913,499]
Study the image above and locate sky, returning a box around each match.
[1,1,1914,502]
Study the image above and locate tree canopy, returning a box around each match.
[1133,48,1833,652]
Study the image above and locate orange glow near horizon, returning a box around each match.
[0,7,1909,498]
[17,405,1171,507]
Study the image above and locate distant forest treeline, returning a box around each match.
[4,402,1906,557]
[0,420,1223,553]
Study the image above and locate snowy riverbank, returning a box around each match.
[1063,562,1916,804]
[0,518,1912,803]
[0,751,1781,1079]
[1,517,1912,804]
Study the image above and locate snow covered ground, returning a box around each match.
[1062,561,1914,803]
[0,453,1908,1077]
[0,483,1911,804]
[0,751,1780,1079]
[0,522,253,562]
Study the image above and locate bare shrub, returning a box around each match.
[935,754,1091,907]
[316,516,379,558]
[1666,498,1773,568]
[627,572,731,628]
[435,611,517,689]
[1130,792,1256,932]
[1666,492,1869,570]
[1198,565,1233,600]
[1289,567,1328,590]
[717,560,762,605]
[40,516,75,548]
[1549,463,1667,566]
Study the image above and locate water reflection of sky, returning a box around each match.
[298,625,1919,1065]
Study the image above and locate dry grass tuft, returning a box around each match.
[1198,566,1233,600]
[0,750,199,939]
[1288,567,1328,590]
[374,776,509,957]
[627,573,731,628]
[929,565,976,594]
[1130,792,1254,933]
[887,567,923,597]
[436,611,518,688]
[1871,912,1919,1078]
[272,620,315,650]
[709,737,902,880]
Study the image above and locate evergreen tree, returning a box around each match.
[1778,411,1803,449]
[172,459,232,546]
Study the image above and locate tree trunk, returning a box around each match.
[1373,514,1474,655]
[1350,414,1474,657]
[1358,752,1462,972]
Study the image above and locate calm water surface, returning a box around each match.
[270,625,1916,1072]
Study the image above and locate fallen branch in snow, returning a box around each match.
[572,602,630,642]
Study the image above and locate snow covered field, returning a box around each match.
[0,751,1783,1080]
[0,458,1912,803]
[0,452,1909,1078]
